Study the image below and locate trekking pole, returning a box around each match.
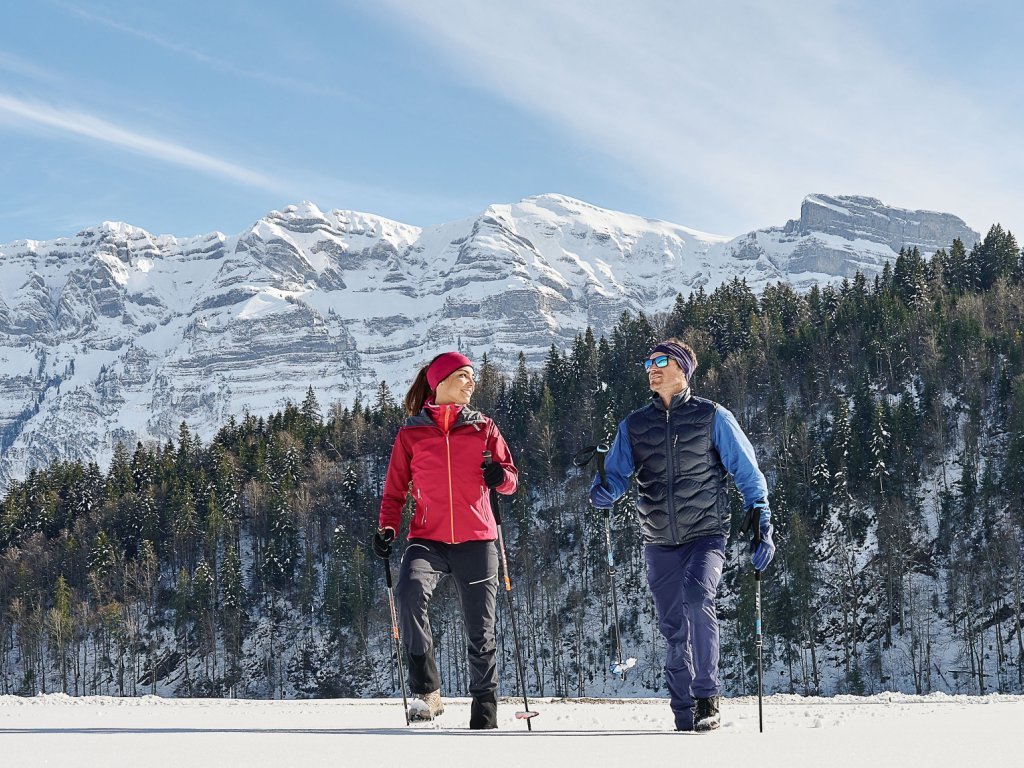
[753,522,764,733]
[596,445,635,679]
[572,444,636,679]
[483,451,539,729]
[383,553,410,725]
[741,506,764,733]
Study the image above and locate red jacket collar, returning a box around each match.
[425,399,464,431]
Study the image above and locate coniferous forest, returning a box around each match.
[2,227,1023,700]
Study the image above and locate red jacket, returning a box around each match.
[378,402,518,544]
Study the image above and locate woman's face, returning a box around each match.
[434,366,475,405]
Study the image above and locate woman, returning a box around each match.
[371,351,518,729]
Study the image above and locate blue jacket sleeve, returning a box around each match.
[713,406,769,521]
[588,420,634,504]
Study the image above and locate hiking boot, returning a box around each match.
[469,692,498,730]
[694,695,721,732]
[409,689,444,721]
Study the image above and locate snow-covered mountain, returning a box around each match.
[0,193,979,489]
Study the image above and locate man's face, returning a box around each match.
[647,352,687,395]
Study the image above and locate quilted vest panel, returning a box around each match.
[625,394,730,545]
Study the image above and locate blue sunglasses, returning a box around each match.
[644,355,670,371]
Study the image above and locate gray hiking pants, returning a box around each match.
[395,538,499,698]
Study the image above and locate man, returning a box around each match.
[589,338,775,732]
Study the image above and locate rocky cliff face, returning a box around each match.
[721,194,979,287]
[792,194,976,252]
[0,193,980,488]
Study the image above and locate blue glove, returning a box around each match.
[589,483,617,509]
[750,521,775,571]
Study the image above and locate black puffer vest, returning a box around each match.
[625,388,730,546]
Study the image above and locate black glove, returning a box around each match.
[371,527,395,559]
[481,461,506,490]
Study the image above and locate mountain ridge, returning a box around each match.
[0,192,980,489]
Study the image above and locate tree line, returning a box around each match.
[1,224,1022,698]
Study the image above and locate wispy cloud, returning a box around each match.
[0,50,61,82]
[0,92,282,190]
[0,91,478,233]
[55,1,347,100]
[375,0,1024,236]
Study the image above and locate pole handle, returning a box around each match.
[595,443,608,487]
[483,450,504,525]
[741,505,759,537]
[752,507,764,575]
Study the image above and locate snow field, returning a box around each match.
[1,692,1015,767]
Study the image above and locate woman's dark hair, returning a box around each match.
[404,354,443,416]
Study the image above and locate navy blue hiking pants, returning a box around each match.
[645,535,726,730]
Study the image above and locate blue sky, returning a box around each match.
[1,0,1022,243]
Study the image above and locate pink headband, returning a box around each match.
[426,352,473,390]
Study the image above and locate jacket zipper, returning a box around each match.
[666,405,679,543]
[444,407,455,544]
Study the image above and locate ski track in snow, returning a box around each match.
[1,692,1015,767]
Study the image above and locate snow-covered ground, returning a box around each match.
[1,692,1014,767]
